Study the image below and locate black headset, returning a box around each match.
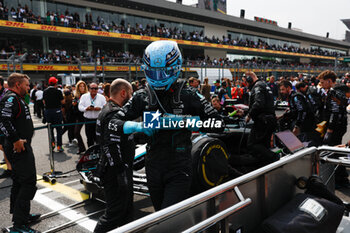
[244,74,253,84]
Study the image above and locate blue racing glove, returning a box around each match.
[123,121,155,136]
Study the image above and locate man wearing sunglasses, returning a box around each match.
[78,83,106,147]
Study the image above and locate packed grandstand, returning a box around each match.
[0,0,349,81]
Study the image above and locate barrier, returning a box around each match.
[0,120,97,183]
[43,121,97,183]
[110,146,350,233]
[111,147,318,232]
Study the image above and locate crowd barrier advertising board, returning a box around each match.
[0,63,346,74]
[0,20,336,60]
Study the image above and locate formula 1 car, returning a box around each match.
[76,115,284,199]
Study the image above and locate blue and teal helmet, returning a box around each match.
[142,40,182,91]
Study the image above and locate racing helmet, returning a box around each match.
[142,40,182,91]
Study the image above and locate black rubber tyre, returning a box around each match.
[191,135,229,194]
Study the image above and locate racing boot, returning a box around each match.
[9,225,41,233]
[28,214,41,224]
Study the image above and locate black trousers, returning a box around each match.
[247,116,278,165]
[145,150,192,211]
[74,117,86,152]
[94,165,133,233]
[62,114,75,143]
[84,118,97,147]
[45,109,63,147]
[35,100,44,118]
[5,142,37,226]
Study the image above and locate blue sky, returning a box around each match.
[167,0,349,40]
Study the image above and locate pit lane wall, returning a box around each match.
[111,147,320,233]
[0,20,337,60]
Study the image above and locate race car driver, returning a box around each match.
[120,40,224,211]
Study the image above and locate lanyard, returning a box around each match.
[90,95,97,105]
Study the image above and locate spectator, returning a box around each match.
[73,80,88,154]
[35,86,43,118]
[62,88,75,146]
[218,81,229,104]
[78,82,106,147]
[139,78,147,90]
[267,76,278,100]
[231,81,243,101]
[213,79,220,95]
[200,77,211,101]
[30,84,37,115]
[189,77,200,90]
[43,77,65,152]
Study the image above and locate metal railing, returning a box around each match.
[111,147,318,233]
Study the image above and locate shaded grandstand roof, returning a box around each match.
[86,0,350,49]
[342,19,350,30]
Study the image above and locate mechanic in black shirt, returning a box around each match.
[0,73,40,233]
[94,79,135,233]
[43,77,65,152]
[211,96,227,116]
[244,71,277,165]
[277,80,295,131]
[319,70,350,187]
[290,82,320,146]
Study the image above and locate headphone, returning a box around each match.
[245,75,253,84]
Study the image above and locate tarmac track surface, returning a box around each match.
[0,105,349,232]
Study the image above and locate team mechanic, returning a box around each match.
[0,73,40,233]
[244,71,278,166]
[278,80,320,146]
[319,70,350,188]
[119,40,224,211]
[93,79,135,233]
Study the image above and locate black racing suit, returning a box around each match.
[0,90,36,227]
[289,91,320,146]
[247,80,277,164]
[94,101,135,233]
[323,87,348,185]
[119,79,224,211]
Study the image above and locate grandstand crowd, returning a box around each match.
[0,2,347,58]
[0,45,348,70]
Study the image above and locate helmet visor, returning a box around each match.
[144,67,179,81]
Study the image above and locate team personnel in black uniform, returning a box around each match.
[278,80,319,146]
[277,80,295,131]
[94,79,135,233]
[0,73,40,233]
[120,41,224,211]
[319,70,350,187]
[244,71,277,165]
[290,82,320,146]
